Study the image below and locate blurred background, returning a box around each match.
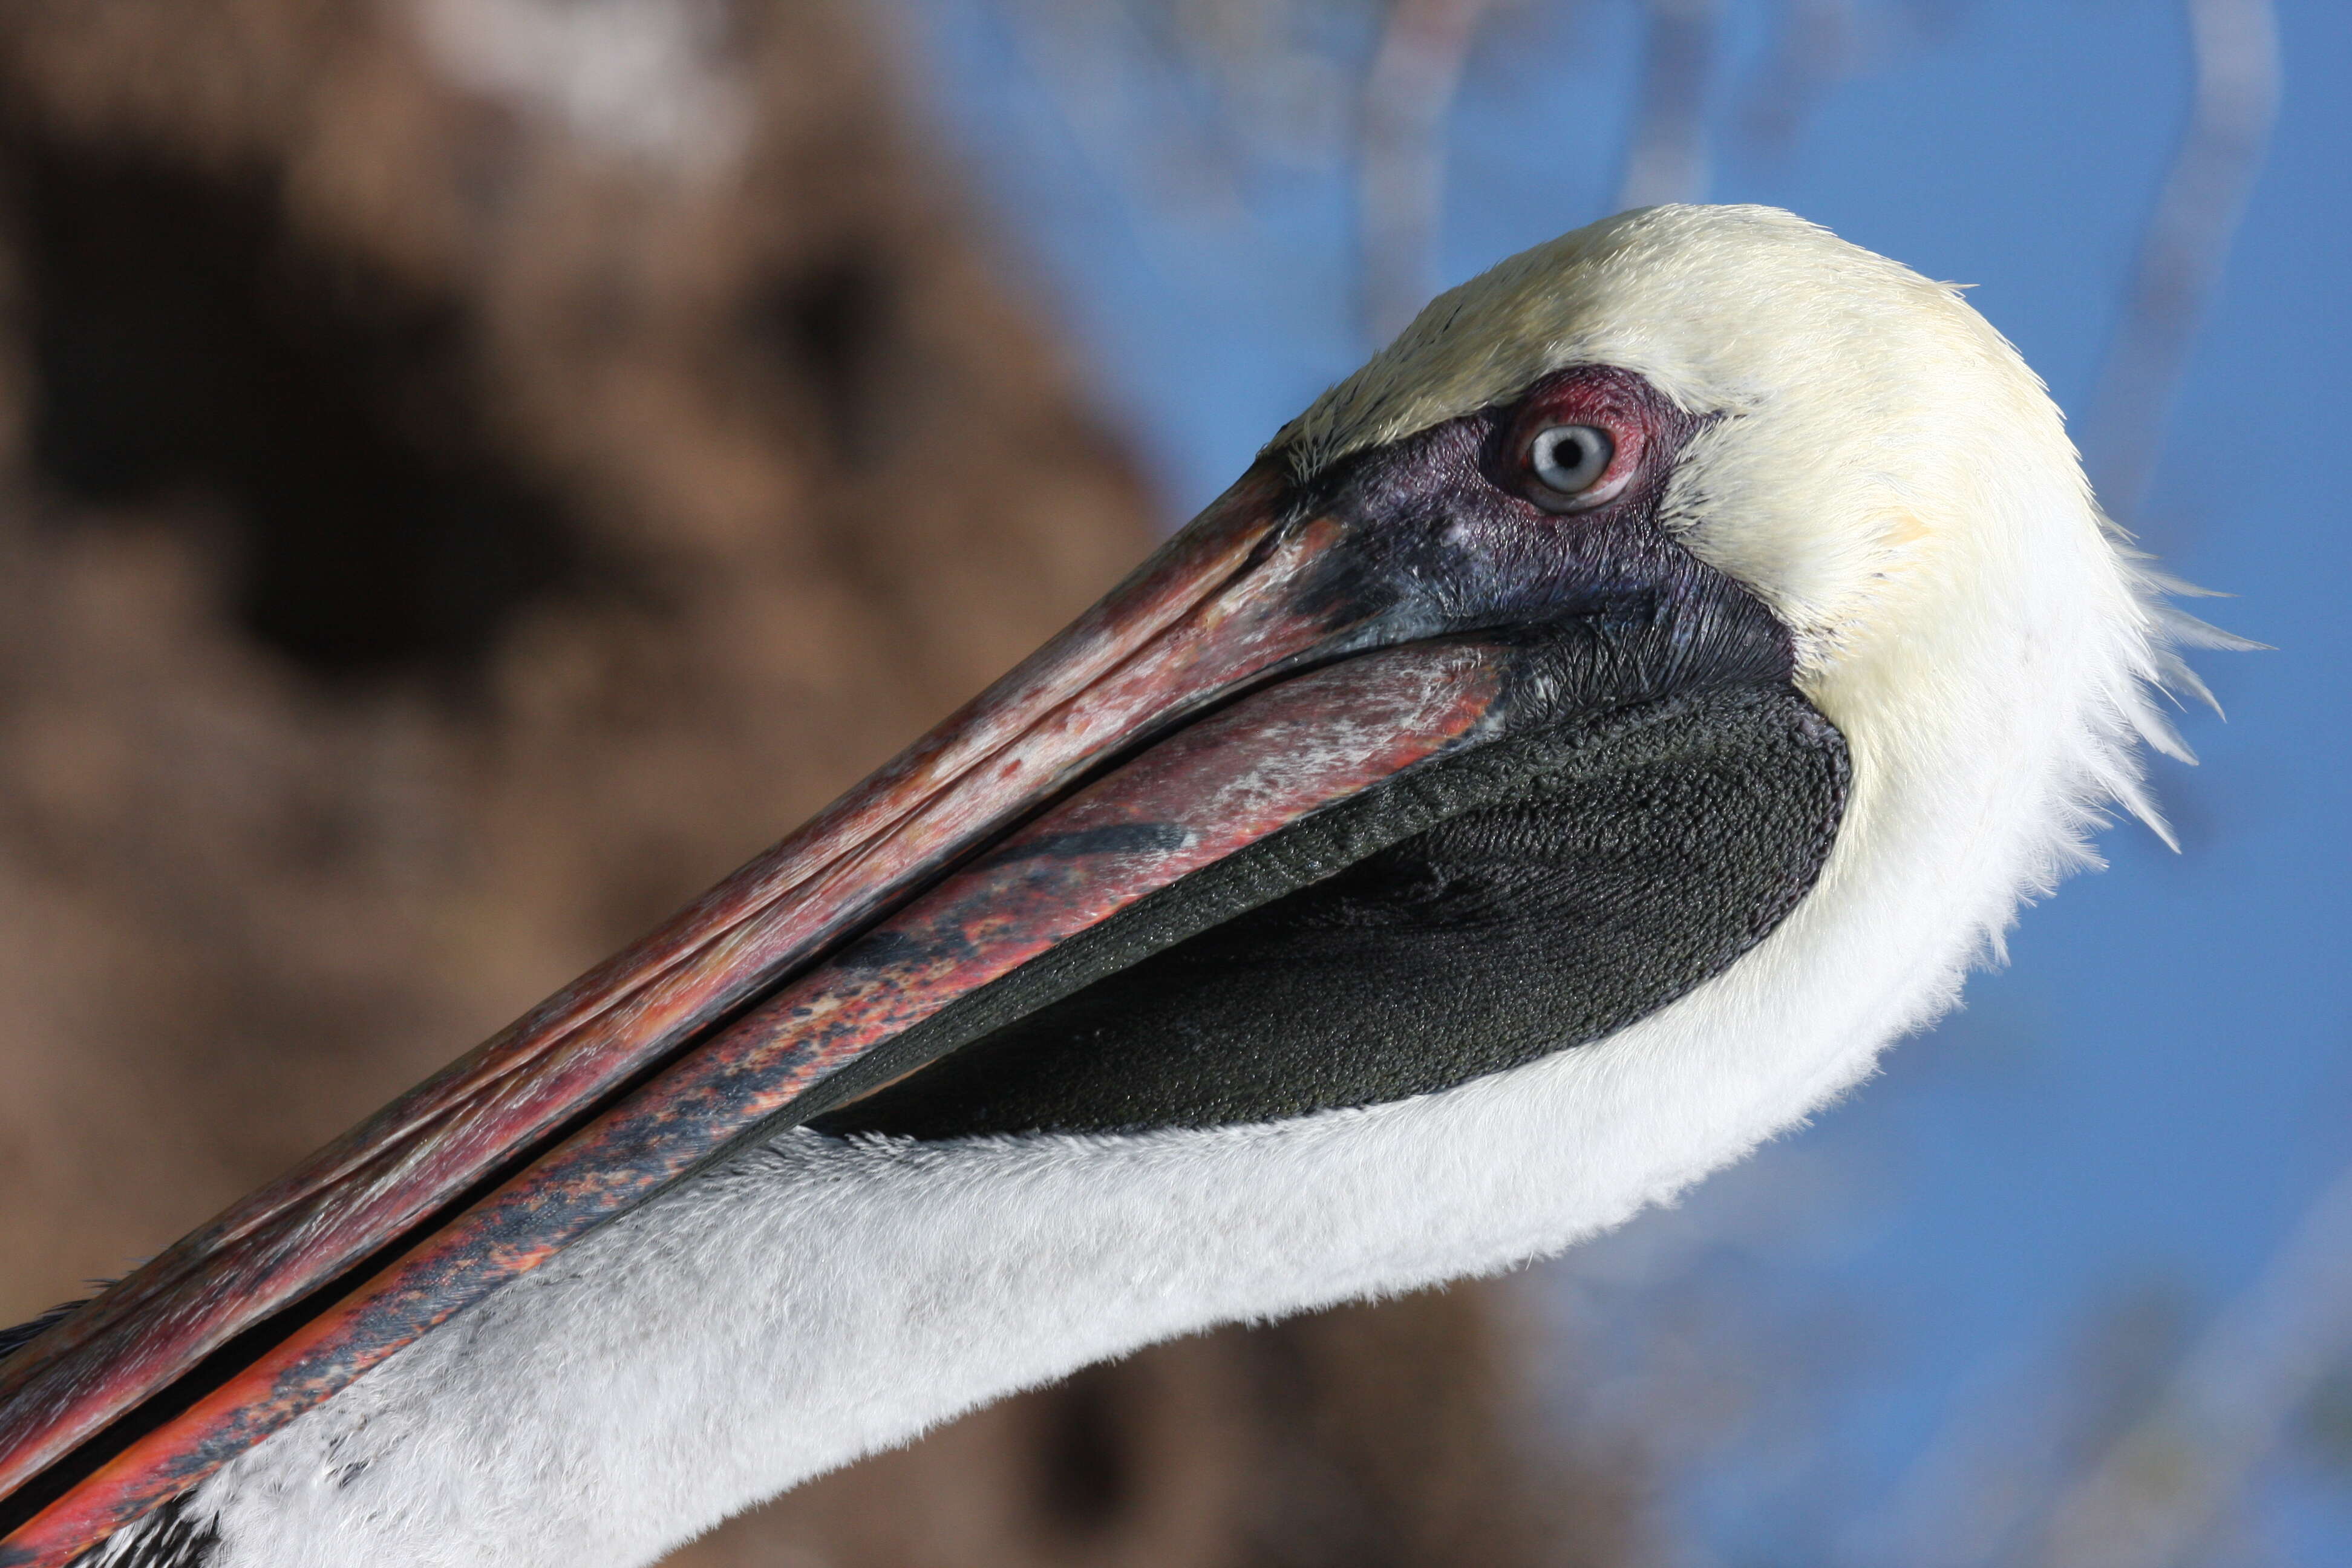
[0,2,2341,1566]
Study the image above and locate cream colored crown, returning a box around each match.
[1276,203,2220,902]
[1276,204,2093,676]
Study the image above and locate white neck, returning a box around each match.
[128,568,2166,1568]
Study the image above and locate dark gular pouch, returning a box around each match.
[814,681,1846,1139]
[817,370,1850,1140]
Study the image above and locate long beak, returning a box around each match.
[0,465,1527,1563]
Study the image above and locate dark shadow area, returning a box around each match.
[1032,1362,1134,1534]
[743,255,893,467]
[8,131,575,684]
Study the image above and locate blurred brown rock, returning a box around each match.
[0,2,1637,1563]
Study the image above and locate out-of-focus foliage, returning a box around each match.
[955,1,1979,342]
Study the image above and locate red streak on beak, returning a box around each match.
[0,468,1286,1508]
[0,459,1512,1564]
[2,638,1505,1565]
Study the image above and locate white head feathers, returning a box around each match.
[1282,203,2229,955]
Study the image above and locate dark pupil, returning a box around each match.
[1547,430,1592,479]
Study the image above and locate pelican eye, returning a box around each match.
[1524,423,1616,507]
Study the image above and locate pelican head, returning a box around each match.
[0,206,2210,1568]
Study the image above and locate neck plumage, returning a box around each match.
[100,507,2177,1568]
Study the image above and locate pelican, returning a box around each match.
[0,205,2220,1568]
